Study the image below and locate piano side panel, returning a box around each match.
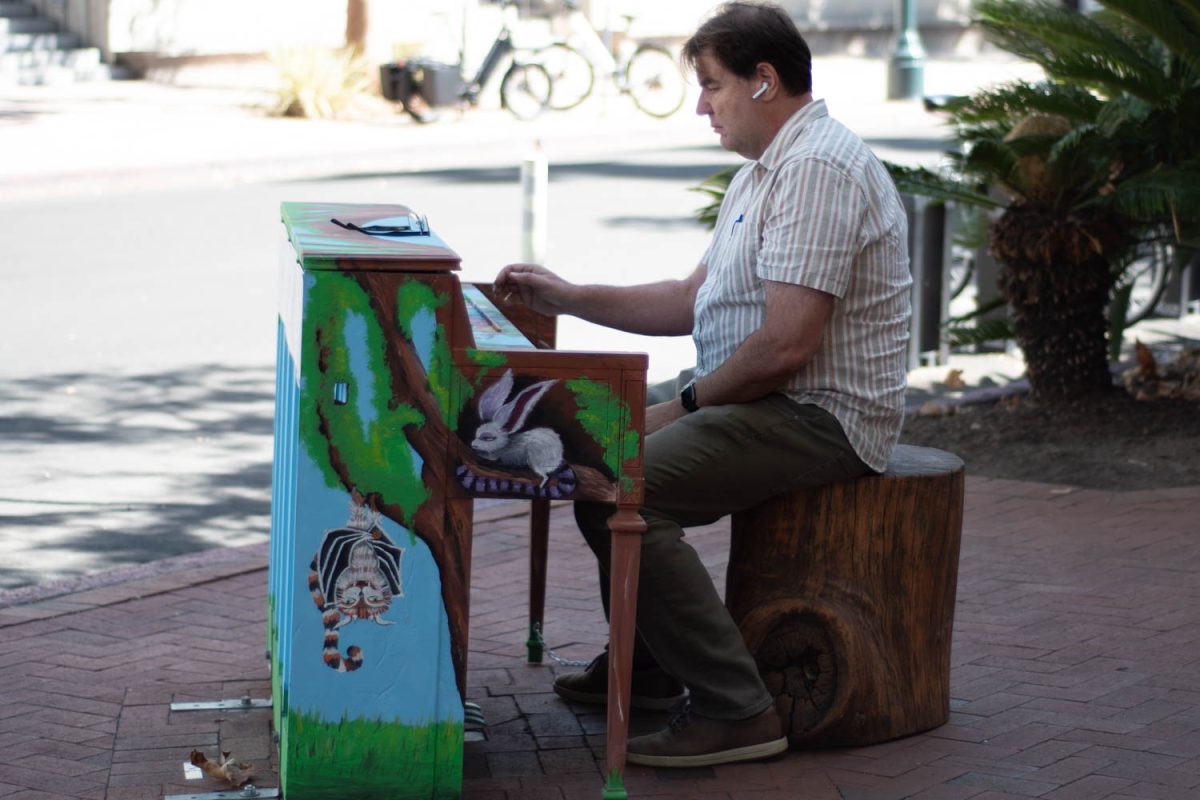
[279,267,465,799]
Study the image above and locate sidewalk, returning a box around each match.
[0,55,1045,200]
[1,479,1198,799]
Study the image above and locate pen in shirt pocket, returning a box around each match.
[730,212,744,237]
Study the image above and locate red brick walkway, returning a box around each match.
[1,476,1198,799]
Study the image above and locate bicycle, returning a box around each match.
[530,0,687,118]
[380,1,552,123]
[1113,237,1172,326]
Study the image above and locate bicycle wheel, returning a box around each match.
[946,244,975,301]
[500,61,552,120]
[1121,241,1171,325]
[537,43,593,111]
[625,45,686,118]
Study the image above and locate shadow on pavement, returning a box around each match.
[0,363,275,590]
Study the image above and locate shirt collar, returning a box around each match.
[755,98,828,172]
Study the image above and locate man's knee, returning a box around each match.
[573,500,614,550]
[575,503,687,554]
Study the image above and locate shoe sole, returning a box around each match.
[626,735,789,768]
[552,683,686,712]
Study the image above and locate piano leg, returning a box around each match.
[527,498,551,662]
[603,505,646,799]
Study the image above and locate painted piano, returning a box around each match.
[270,201,647,799]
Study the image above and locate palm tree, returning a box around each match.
[888,0,1200,402]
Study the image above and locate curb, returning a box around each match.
[0,498,545,622]
[0,543,268,625]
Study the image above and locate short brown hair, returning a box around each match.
[682,2,812,94]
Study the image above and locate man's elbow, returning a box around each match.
[768,338,819,380]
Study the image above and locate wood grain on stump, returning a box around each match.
[728,444,965,748]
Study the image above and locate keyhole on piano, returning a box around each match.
[333,382,349,405]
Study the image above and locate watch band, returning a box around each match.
[680,380,700,413]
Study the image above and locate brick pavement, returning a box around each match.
[0,477,1198,800]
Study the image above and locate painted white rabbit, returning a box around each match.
[471,369,565,486]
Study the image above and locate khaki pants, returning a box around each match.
[574,393,870,720]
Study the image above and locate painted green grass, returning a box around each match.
[283,709,462,799]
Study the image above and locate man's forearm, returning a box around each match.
[568,280,696,336]
[691,328,804,407]
[689,282,833,408]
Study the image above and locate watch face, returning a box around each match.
[681,382,698,412]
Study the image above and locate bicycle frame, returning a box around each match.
[464,27,516,102]
[553,6,621,75]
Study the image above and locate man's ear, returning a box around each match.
[754,62,781,98]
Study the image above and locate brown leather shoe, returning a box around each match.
[552,652,686,711]
[626,703,788,767]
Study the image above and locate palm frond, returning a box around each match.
[976,0,1161,87]
[1044,124,1117,204]
[954,120,1016,147]
[884,163,1005,210]
[950,204,991,250]
[1096,0,1200,79]
[1166,0,1200,39]
[960,140,1025,197]
[690,165,740,231]
[1094,93,1152,136]
[976,0,1172,102]
[944,80,1103,127]
[947,316,1014,348]
[1039,53,1173,104]
[1100,161,1200,231]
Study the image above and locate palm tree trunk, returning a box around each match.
[991,207,1119,401]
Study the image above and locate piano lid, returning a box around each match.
[281,201,461,272]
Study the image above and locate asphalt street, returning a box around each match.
[0,54,1096,592]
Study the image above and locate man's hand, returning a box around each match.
[645,398,688,435]
[495,263,578,317]
[496,262,704,336]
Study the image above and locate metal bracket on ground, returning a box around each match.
[170,696,272,712]
[464,700,486,742]
[166,785,280,800]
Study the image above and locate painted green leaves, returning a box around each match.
[299,272,428,525]
[566,377,641,491]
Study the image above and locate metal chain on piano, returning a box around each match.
[531,623,592,667]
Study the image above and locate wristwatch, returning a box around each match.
[679,380,700,413]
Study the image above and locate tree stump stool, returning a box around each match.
[727,444,964,748]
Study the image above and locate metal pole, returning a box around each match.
[520,140,548,264]
[887,0,925,100]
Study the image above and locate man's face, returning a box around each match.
[694,50,764,160]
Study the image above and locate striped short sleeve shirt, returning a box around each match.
[694,99,912,472]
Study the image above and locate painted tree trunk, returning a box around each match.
[726,445,964,748]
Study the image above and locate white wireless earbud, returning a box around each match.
[751,81,769,100]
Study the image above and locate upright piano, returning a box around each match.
[270,201,647,799]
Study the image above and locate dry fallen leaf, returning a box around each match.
[1134,340,1158,380]
[917,400,952,417]
[189,749,255,787]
